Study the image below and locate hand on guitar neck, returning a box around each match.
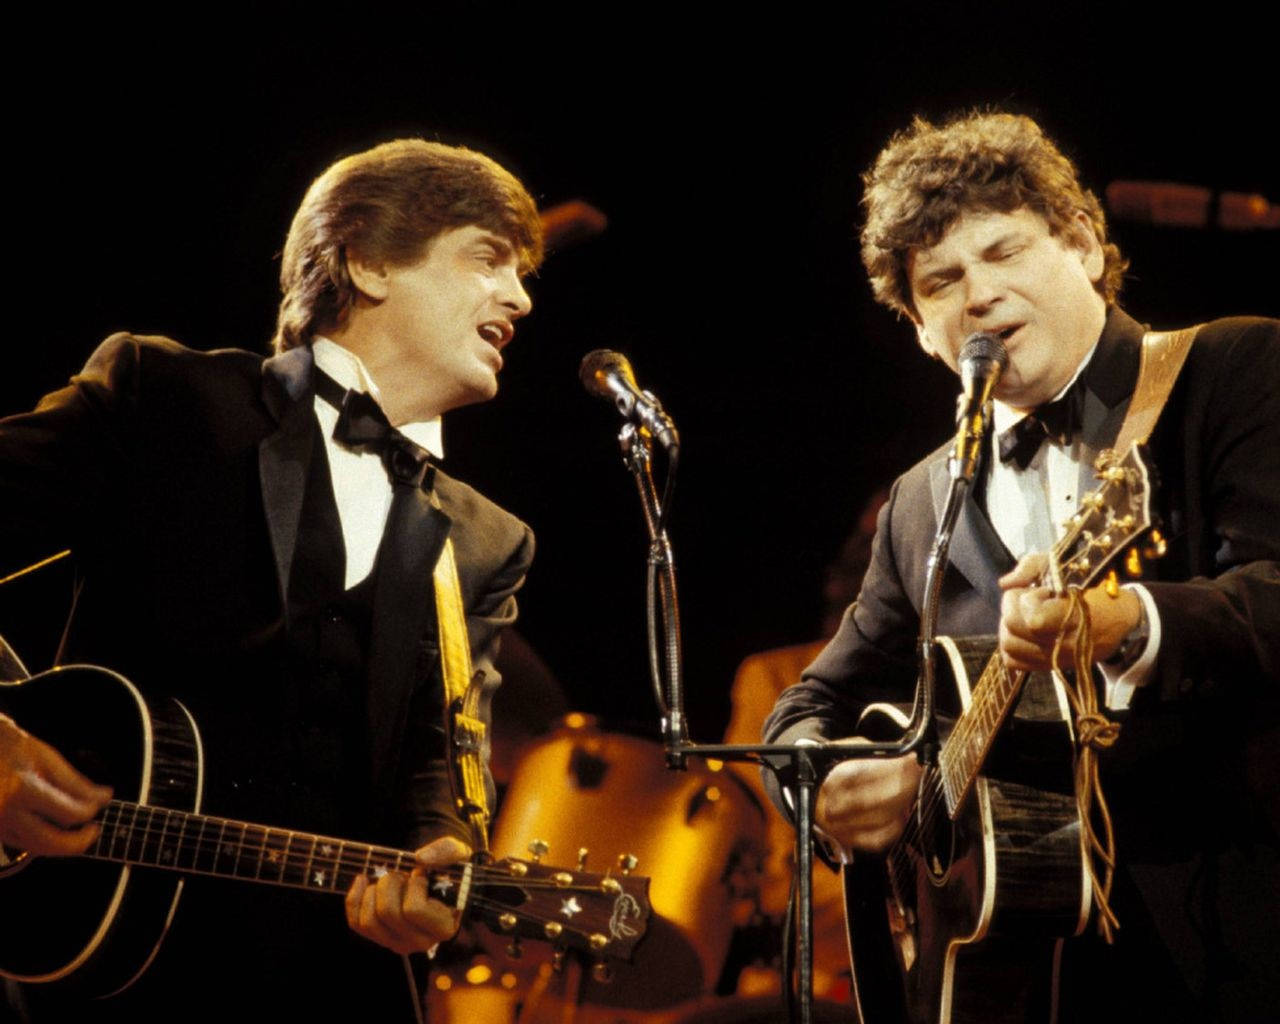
[345,834,470,954]
[998,551,1144,674]
[0,714,111,857]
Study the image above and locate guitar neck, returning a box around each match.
[87,800,459,905]
[932,445,1156,818]
[937,655,1026,816]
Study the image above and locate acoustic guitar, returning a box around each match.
[844,445,1157,1024]
[0,664,650,998]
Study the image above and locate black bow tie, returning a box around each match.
[997,377,1085,470]
[314,370,435,489]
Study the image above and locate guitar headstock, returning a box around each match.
[457,849,651,970]
[1049,444,1160,593]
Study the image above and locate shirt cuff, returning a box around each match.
[1100,584,1162,709]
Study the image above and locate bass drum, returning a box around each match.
[487,715,767,1011]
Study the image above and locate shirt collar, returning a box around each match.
[311,337,444,458]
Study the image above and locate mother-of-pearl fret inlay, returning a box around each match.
[85,801,509,915]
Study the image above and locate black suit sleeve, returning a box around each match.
[760,476,923,815]
[0,334,146,578]
[1141,318,1280,705]
[764,476,919,747]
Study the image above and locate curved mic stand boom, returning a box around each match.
[587,336,1004,1024]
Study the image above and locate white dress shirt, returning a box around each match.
[311,338,444,589]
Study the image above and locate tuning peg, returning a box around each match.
[1103,570,1121,599]
[1125,549,1143,577]
[498,912,518,932]
[1143,530,1167,559]
[576,847,589,870]
[592,961,613,984]
[506,937,523,960]
[527,839,549,863]
[617,853,638,876]
[551,948,566,973]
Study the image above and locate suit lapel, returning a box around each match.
[258,346,317,607]
[928,457,1015,612]
[367,483,452,798]
[1077,308,1145,500]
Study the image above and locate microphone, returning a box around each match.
[579,350,680,450]
[951,332,1008,482]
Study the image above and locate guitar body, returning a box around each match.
[0,665,204,995]
[845,636,1091,1024]
[0,667,204,994]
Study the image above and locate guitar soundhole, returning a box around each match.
[915,769,957,885]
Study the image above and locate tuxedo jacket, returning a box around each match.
[0,332,534,846]
[764,309,1280,1019]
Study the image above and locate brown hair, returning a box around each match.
[273,138,543,352]
[860,112,1126,318]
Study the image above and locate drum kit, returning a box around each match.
[428,715,846,1023]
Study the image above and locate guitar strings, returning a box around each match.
[88,811,627,896]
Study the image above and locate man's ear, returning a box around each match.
[346,251,391,302]
[1065,210,1105,286]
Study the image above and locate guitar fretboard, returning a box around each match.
[938,658,1026,815]
[88,801,469,907]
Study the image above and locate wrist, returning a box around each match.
[1104,594,1149,670]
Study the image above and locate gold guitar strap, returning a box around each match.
[1058,322,1201,942]
[1112,325,1202,454]
[433,534,492,855]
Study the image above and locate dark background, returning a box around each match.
[4,12,1276,742]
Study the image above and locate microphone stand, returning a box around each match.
[612,420,977,1024]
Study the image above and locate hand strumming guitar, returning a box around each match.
[0,715,112,856]
[815,738,922,854]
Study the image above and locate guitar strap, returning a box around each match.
[432,530,492,855]
[1062,321,1202,942]
[1111,324,1202,453]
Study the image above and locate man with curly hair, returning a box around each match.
[0,138,542,1021]
[766,112,1279,1022]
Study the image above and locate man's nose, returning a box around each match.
[500,268,533,319]
[964,265,1003,317]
